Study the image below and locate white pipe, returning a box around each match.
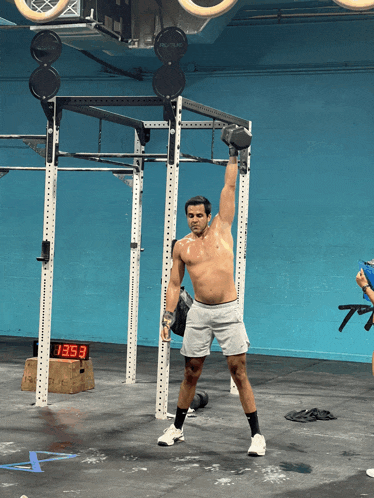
[332,0,374,10]
[178,0,238,18]
[14,0,70,23]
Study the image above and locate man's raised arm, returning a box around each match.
[218,155,238,226]
[218,124,251,226]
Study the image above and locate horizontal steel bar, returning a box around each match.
[57,96,164,108]
[182,98,249,128]
[59,154,226,165]
[180,153,227,165]
[149,158,227,164]
[0,157,228,171]
[64,105,145,130]
[143,121,227,129]
[0,135,46,140]
[0,167,134,173]
[59,152,167,158]
[64,154,137,169]
[0,25,32,29]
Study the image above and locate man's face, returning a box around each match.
[186,204,211,236]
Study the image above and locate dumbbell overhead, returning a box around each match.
[221,124,252,155]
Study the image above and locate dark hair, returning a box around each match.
[185,196,211,216]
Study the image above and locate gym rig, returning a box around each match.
[0,96,251,417]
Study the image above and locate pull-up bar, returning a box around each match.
[58,152,228,165]
[0,167,135,173]
[59,152,168,159]
[0,135,46,140]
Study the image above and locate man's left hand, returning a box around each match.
[161,326,171,342]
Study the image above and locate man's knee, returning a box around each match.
[227,354,248,384]
[231,370,249,389]
[184,357,205,385]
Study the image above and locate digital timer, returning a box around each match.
[33,340,90,360]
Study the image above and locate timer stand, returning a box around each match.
[21,357,94,395]
[21,340,94,394]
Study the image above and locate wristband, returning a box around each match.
[362,284,370,294]
[162,311,174,329]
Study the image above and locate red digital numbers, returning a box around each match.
[79,345,87,359]
[51,343,89,359]
[61,344,70,357]
[70,344,78,357]
[53,344,62,356]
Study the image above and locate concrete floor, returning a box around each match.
[1,335,374,498]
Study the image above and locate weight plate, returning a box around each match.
[30,30,62,65]
[154,27,188,63]
[152,64,186,100]
[29,66,60,101]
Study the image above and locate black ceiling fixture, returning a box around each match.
[152,27,188,101]
[29,30,62,101]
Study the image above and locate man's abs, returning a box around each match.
[187,262,237,304]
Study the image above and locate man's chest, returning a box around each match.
[181,235,233,267]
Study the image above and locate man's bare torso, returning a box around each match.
[177,215,237,304]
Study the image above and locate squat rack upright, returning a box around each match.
[0,96,251,413]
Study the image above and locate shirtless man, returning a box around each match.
[157,141,266,456]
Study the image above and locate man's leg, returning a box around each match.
[226,353,256,413]
[174,356,205,429]
[158,356,205,446]
[226,353,266,456]
[177,356,206,409]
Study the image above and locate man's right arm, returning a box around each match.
[161,241,185,342]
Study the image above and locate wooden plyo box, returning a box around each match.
[21,357,95,394]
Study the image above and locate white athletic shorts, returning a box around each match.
[180,300,250,358]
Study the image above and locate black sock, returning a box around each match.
[174,406,188,430]
[246,411,261,437]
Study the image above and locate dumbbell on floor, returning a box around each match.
[190,390,209,410]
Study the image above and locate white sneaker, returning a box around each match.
[247,433,266,456]
[158,424,185,446]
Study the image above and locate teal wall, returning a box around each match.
[1,15,374,362]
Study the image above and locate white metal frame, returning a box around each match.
[126,132,144,384]
[231,122,251,395]
[155,113,251,418]
[235,126,251,316]
[0,96,251,410]
[155,97,183,418]
[36,99,59,406]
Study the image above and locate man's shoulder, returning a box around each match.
[178,233,195,244]
[173,236,192,255]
